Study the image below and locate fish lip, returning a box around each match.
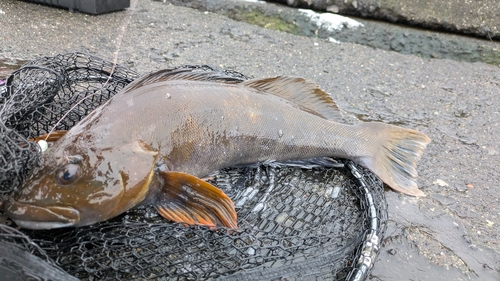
[10,219,77,230]
[4,199,80,230]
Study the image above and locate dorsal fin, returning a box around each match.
[242,76,342,121]
[122,66,247,93]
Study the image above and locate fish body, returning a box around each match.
[4,69,430,230]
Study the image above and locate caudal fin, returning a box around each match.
[356,122,431,197]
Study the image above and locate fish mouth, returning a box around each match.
[4,199,80,230]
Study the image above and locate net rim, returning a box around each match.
[0,52,388,281]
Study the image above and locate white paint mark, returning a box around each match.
[241,0,266,3]
[299,9,364,31]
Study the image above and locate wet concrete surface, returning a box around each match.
[167,0,500,65]
[0,0,499,280]
[272,0,500,40]
[0,58,28,82]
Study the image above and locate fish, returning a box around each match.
[4,67,431,230]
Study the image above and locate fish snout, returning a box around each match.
[4,199,80,230]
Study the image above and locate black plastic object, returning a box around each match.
[26,0,130,15]
[0,53,388,281]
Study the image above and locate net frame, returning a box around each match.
[0,53,388,281]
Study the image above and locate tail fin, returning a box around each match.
[356,122,431,197]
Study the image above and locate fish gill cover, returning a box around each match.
[0,53,387,281]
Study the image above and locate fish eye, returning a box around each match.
[55,164,81,185]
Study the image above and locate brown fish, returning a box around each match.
[4,68,430,230]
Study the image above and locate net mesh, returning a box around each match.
[0,53,388,281]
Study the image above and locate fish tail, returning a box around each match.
[355,122,431,197]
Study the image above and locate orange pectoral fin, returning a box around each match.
[155,171,238,229]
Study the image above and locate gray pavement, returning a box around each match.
[0,0,499,280]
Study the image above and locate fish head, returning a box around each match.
[4,140,159,230]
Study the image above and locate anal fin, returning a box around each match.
[265,157,344,169]
[155,171,237,228]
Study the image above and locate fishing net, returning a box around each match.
[0,52,388,281]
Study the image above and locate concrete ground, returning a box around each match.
[272,0,500,39]
[0,0,499,280]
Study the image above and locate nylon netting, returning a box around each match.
[0,53,388,281]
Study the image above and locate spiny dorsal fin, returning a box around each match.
[123,66,247,93]
[242,76,342,121]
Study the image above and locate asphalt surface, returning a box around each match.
[0,0,499,280]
